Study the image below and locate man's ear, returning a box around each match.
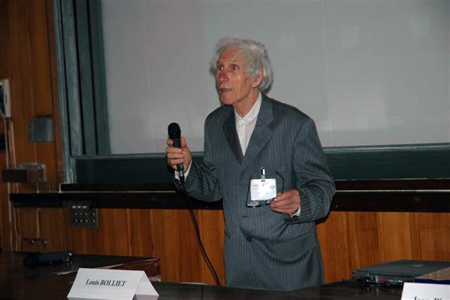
[252,70,264,88]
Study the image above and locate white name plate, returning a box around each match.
[67,268,159,300]
[402,282,449,300]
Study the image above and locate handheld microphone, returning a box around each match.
[168,123,184,178]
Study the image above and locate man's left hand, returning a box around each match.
[270,189,301,215]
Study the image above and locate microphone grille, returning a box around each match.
[168,123,181,138]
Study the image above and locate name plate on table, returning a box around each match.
[67,268,159,300]
[401,282,449,300]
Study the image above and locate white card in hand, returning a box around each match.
[250,178,277,201]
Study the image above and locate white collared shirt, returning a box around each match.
[235,93,262,155]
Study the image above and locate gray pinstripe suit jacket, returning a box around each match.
[179,94,336,291]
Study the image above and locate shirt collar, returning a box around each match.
[235,93,262,124]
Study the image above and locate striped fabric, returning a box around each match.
[178,94,336,291]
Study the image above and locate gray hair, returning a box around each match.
[210,37,274,92]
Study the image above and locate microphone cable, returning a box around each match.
[179,177,221,286]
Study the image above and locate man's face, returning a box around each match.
[215,47,261,109]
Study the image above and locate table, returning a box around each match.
[0,252,402,300]
[0,251,159,299]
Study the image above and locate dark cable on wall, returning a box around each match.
[180,179,221,286]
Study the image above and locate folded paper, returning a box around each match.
[401,282,449,300]
[67,268,158,300]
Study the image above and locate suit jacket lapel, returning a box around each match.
[240,94,274,172]
[223,107,244,164]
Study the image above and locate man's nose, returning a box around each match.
[218,70,228,82]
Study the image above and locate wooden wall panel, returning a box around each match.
[0,0,67,252]
[0,0,10,252]
[127,209,154,255]
[0,0,9,77]
[412,213,450,261]
[178,211,202,281]
[17,209,39,252]
[197,210,225,285]
[377,213,414,262]
[150,209,202,282]
[27,0,54,116]
[28,0,60,193]
[317,211,450,283]
[150,209,182,281]
[66,208,225,284]
[7,0,38,172]
[38,208,70,251]
[82,209,448,285]
[147,209,224,284]
[97,209,130,255]
[70,209,130,255]
[347,212,382,269]
[0,177,17,252]
[316,212,352,282]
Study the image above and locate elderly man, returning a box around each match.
[166,37,335,291]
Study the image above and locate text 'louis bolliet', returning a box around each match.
[86,279,127,287]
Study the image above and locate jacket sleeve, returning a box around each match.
[175,117,223,202]
[290,118,336,223]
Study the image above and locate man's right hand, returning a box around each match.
[166,136,192,173]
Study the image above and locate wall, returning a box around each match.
[318,211,450,282]
[0,0,449,287]
[0,0,67,253]
[64,208,450,284]
[100,0,450,154]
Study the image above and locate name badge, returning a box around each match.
[67,268,159,300]
[250,178,277,201]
